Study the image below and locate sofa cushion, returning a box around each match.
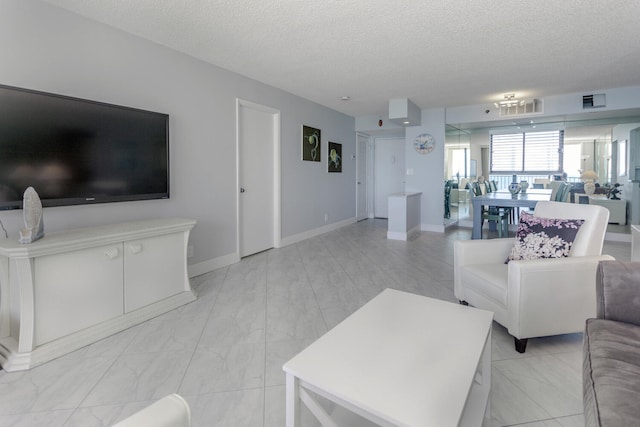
[583,318,640,427]
[506,211,584,262]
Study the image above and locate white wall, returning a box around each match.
[405,109,446,231]
[0,0,355,272]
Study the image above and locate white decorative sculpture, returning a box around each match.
[19,187,45,244]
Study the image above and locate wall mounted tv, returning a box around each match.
[0,84,169,210]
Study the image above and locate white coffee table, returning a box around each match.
[283,288,493,427]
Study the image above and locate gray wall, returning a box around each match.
[405,108,446,231]
[0,0,356,272]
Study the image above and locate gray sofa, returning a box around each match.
[583,261,640,426]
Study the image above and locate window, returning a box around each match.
[491,130,564,174]
[563,143,582,179]
[450,147,468,178]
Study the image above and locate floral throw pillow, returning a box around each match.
[506,211,585,263]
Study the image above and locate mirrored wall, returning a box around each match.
[444,109,640,232]
[444,125,471,226]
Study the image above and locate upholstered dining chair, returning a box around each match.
[444,180,452,219]
[470,181,510,238]
[555,182,571,202]
[454,201,613,352]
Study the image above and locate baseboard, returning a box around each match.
[421,223,445,233]
[387,224,422,241]
[187,218,357,277]
[279,217,357,247]
[188,252,239,278]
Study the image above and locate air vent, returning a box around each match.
[583,94,606,109]
[498,99,543,117]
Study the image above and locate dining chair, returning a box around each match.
[471,182,510,238]
[555,182,571,202]
[444,180,452,219]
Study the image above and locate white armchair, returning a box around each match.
[454,201,613,353]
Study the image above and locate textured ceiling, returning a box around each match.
[41,0,640,118]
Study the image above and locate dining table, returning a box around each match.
[471,188,553,239]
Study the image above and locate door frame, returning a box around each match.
[235,98,282,258]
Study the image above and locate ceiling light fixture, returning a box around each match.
[494,93,525,108]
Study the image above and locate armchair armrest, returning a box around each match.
[596,260,640,326]
[454,238,514,266]
[113,394,191,427]
[507,255,615,339]
[454,238,514,302]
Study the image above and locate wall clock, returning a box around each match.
[414,133,436,154]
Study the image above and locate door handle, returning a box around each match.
[240,188,246,193]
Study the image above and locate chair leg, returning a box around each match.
[514,337,528,353]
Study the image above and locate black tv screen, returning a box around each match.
[0,84,169,210]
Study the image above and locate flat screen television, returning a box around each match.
[0,84,169,210]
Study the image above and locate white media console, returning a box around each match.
[0,218,196,372]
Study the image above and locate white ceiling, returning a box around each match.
[41,0,640,118]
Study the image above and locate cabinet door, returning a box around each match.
[34,244,124,346]
[124,232,188,313]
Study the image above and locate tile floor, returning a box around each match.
[0,219,631,427]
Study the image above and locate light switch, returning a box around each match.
[407,168,414,176]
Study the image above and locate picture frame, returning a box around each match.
[328,142,342,173]
[302,125,321,162]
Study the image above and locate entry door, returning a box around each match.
[356,134,369,221]
[374,137,405,218]
[238,102,278,257]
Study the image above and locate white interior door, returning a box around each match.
[356,134,369,221]
[238,101,278,257]
[374,137,405,218]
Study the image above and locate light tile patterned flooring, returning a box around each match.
[0,219,631,427]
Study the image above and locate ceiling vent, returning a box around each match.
[498,99,543,117]
[389,98,421,126]
[583,94,606,109]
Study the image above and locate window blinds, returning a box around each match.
[491,130,563,174]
